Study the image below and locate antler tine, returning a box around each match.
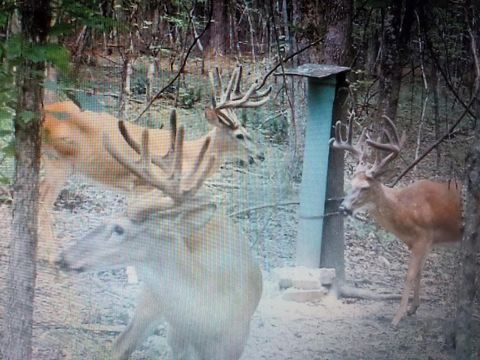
[164,109,177,159]
[105,119,215,205]
[222,67,239,103]
[250,85,273,100]
[232,65,242,99]
[210,66,271,110]
[209,71,217,108]
[214,67,223,94]
[365,115,406,177]
[170,126,185,185]
[103,132,171,197]
[329,111,366,161]
[118,120,170,172]
[183,138,215,197]
[366,116,404,152]
[216,80,258,110]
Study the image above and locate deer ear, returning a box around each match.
[204,108,220,127]
[177,204,217,250]
[178,203,217,235]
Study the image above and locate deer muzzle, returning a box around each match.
[338,202,353,216]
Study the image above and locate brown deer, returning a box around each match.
[330,113,463,326]
[57,119,262,359]
[40,66,271,263]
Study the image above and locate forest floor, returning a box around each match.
[0,136,478,359]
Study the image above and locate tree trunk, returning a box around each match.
[456,101,480,359]
[318,0,352,285]
[455,2,479,356]
[375,2,402,121]
[2,1,50,359]
[208,0,229,56]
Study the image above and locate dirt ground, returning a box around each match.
[0,136,478,359]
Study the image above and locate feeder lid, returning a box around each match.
[275,64,350,79]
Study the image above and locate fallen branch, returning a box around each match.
[338,285,402,300]
[34,322,125,334]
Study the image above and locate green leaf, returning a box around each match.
[19,111,35,125]
[2,141,15,157]
[5,35,23,60]
[43,44,70,72]
[49,22,75,36]
[0,176,11,185]
[24,45,46,62]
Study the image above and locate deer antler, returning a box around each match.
[104,120,214,206]
[365,115,406,177]
[118,110,178,173]
[329,110,368,163]
[209,66,272,111]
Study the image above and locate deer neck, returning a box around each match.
[367,183,403,234]
[209,128,231,164]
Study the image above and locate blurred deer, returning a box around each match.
[330,113,463,326]
[57,119,262,359]
[40,66,271,263]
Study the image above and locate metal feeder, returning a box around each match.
[278,64,350,270]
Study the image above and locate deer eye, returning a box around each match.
[113,225,124,236]
[236,133,245,140]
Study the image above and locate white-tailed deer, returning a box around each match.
[330,113,463,326]
[40,66,271,263]
[57,120,262,359]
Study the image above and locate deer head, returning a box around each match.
[57,112,216,272]
[330,112,406,216]
[205,66,271,163]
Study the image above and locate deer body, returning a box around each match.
[40,66,269,263]
[59,209,262,360]
[348,175,462,247]
[42,102,256,191]
[58,117,262,359]
[331,114,464,326]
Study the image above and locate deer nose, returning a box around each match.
[55,254,71,271]
[339,204,353,216]
[55,254,84,273]
[248,152,265,164]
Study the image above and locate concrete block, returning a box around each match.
[318,268,336,286]
[273,266,336,290]
[282,288,328,302]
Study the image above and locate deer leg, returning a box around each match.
[392,248,427,326]
[38,158,70,265]
[407,255,427,316]
[112,289,163,360]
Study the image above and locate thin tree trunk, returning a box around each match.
[431,66,441,169]
[375,2,402,121]
[455,2,480,357]
[146,61,155,102]
[2,1,50,359]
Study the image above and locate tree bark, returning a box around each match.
[375,1,402,121]
[455,2,479,357]
[318,0,352,285]
[207,0,229,56]
[456,97,480,358]
[1,1,50,359]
